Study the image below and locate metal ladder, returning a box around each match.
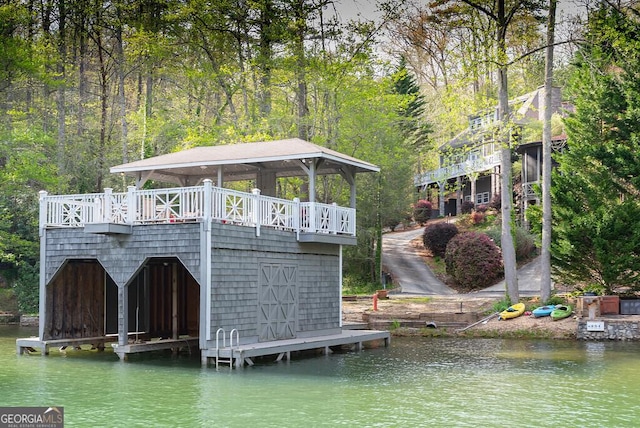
[215,328,239,369]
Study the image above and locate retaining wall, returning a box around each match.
[577,318,640,340]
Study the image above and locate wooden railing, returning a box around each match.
[38,179,356,237]
[522,182,539,199]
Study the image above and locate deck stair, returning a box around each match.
[215,328,239,369]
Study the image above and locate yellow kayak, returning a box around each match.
[499,302,526,320]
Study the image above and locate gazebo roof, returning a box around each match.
[110,138,379,187]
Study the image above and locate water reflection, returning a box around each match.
[2,328,640,426]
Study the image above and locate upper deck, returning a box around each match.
[39,179,356,245]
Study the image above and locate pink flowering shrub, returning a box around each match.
[445,232,503,290]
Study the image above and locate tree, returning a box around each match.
[551,4,640,294]
[540,0,556,302]
[393,57,432,149]
[452,0,547,303]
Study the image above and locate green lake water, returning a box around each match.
[2,325,639,427]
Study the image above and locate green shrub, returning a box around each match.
[445,231,503,291]
[413,200,432,225]
[12,262,39,314]
[514,227,537,260]
[423,222,459,258]
[485,225,537,261]
[383,216,403,231]
[342,275,379,295]
[492,296,512,313]
[545,295,566,306]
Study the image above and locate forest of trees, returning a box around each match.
[1,0,639,311]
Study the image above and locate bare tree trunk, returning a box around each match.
[96,25,107,192]
[257,0,274,116]
[540,0,557,302]
[293,0,309,141]
[115,7,128,164]
[495,0,518,303]
[498,76,519,302]
[56,0,66,173]
[41,0,53,134]
[77,17,88,138]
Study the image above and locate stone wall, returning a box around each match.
[577,319,640,340]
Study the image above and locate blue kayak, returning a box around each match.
[532,305,558,318]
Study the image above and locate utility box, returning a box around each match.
[620,299,640,315]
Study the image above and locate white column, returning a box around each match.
[103,188,112,223]
[127,186,137,224]
[252,188,261,237]
[201,179,213,348]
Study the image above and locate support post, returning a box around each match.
[252,188,261,237]
[172,262,178,340]
[127,186,137,224]
[201,179,213,349]
[103,188,112,223]
[438,181,446,217]
[118,285,129,347]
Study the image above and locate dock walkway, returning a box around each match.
[202,329,390,368]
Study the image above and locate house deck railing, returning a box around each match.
[38,179,356,237]
[522,182,539,199]
[414,152,501,187]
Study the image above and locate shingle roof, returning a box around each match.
[110,138,379,186]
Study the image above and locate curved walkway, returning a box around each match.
[381,227,455,295]
[382,226,544,296]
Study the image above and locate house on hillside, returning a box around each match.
[415,86,569,218]
[17,138,390,368]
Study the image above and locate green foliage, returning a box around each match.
[485,225,537,262]
[445,232,503,291]
[0,287,19,313]
[524,203,542,245]
[422,222,459,258]
[342,275,379,296]
[392,58,432,149]
[492,297,512,313]
[12,262,39,314]
[545,295,566,306]
[551,5,640,295]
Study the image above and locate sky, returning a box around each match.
[334,0,587,22]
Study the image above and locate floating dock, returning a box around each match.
[202,329,390,368]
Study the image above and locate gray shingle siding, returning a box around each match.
[44,222,341,347]
[44,223,202,286]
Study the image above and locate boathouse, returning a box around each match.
[17,138,390,367]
